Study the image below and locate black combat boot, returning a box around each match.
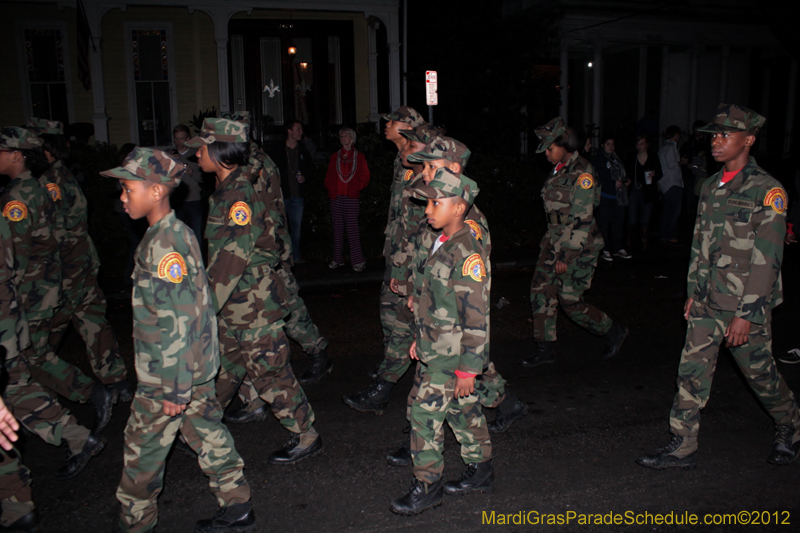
[268,431,323,465]
[767,424,800,465]
[0,509,39,532]
[56,434,107,479]
[342,378,394,414]
[107,380,133,404]
[298,349,333,386]
[488,394,528,434]
[386,426,412,467]
[521,340,555,367]
[601,324,628,359]
[443,461,495,495]
[636,434,697,470]
[194,502,256,533]
[390,478,444,516]
[90,383,114,434]
[223,403,270,424]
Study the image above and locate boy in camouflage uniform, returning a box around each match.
[102,147,254,533]
[187,118,321,465]
[637,104,800,470]
[390,170,493,516]
[27,118,129,404]
[525,117,627,367]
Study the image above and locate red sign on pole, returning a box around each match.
[426,70,438,106]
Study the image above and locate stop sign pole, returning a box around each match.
[426,70,437,124]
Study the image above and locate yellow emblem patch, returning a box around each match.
[462,253,486,282]
[403,169,414,181]
[465,220,482,241]
[578,173,594,190]
[46,183,62,202]
[764,187,787,214]
[157,252,187,283]
[3,201,28,222]
[229,201,252,226]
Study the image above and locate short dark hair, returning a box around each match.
[286,120,302,136]
[19,148,50,178]
[40,133,70,162]
[635,134,649,144]
[173,124,191,136]
[600,134,615,146]
[552,127,580,153]
[665,125,681,139]
[207,141,249,169]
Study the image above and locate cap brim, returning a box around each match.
[184,135,212,147]
[99,167,144,180]
[696,123,746,134]
[410,184,450,200]
[407,152,441,164]
[535,140,551,154]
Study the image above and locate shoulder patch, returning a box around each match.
[3,201,28,222]
[465,220,482,241]
[403,169,414,182]
[46,183,62,202]
[578,173,594,190]
[462,253,486,282]
[764,187,786,214]
[229,201,252,225]
[157,252,187,283]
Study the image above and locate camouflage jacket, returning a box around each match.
[246,144,293,267]
[0,216,29,361]
[132,211,219,404]
[206,167,286,330]
[411,224,489,375]
[540,152,603,263]
[382,152,407,259]
[39,160,100,279]
[0,170,61,320]
[390,172,426,293]
[687,157,785,324]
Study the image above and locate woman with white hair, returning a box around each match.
[325,127,370,271]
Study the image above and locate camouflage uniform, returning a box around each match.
[669,122,799,446]
[100,148,250,532]
[406,172,492,484]
[380,107,426,343]
[186,119,315,434]
[530,122,614,342]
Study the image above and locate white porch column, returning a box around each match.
[367,9,401,113]
[719,45,730,103]
[85,0,109,142]
[592,40,603,142]
[214,14,230,113]
[366,19,381,128]
[784,59,797,156]
[637,46,647,121]
[559,39,569,121]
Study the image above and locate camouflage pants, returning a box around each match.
[409,368,492,484]
[4,349,89,453]
[0,448,34,527]
[26,318,94,403]
[530,244,613,341]
[47,270,127,385]
[379,276,400,345]
[116,382,250,533]
[670,301,800,442]
[406,361,507,420]
[215,321,315,434]
[377,296,415,383]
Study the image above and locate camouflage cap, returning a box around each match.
[399,124,443,145]
[411,167,479,205]
[407,135,471,168]
[0,127,44,150]
[26,117,64,135]
[534,116,567,153]
[220,111,251,127]
[185,118,249,147]
[100,146,184,187]
[697,103,766,134]
[381,106,425,127]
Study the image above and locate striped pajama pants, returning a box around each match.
[330,195,364,265]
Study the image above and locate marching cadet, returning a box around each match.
[637,104,800,469]
[27,117,131,403]
[186,118,321,464]
[379,106,425,345]
[391,169,493,515]
[525,117,628,367]
[101,147,254,533]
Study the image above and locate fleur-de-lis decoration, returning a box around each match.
[263,79,281,99]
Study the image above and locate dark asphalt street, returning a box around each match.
[18,241,800,533]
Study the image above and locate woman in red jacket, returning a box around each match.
[325,128,370,271]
